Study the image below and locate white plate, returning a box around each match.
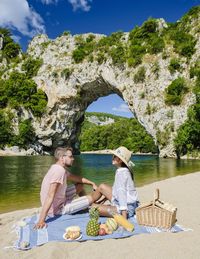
[63,232,82,241]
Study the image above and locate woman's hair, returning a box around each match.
[120,162,134,180]
[54,147,73,160]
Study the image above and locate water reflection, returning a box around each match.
[0,154,200,213]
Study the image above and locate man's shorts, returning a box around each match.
[65,184,77,203]
[61,185,89,215]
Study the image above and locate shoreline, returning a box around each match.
[0,171,200,258]
[1,149,199,159]
[81,150,158,155]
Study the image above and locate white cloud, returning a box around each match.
[0,0,46,37]
[11,35,21,43]
[112,104,130,113]
[68,0,92,11]
[41,0,92,11]
[41,0,58,4]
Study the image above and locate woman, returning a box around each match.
[93,146,139,219]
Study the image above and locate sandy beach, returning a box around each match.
[0,171,200,259]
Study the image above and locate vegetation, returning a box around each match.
[156,126,170,148]
[11,119,36,147]
[79,112,158,153]
[0,71,47,116]
[168,58,181,74]
[0,28,21,61]
[70,6,199,68]
[21,57,43,78]
[165,77,188,105]
[152,61,160,79]
[174,61,200,157]
[134,66,146,83]
[61,68,72,80]
[0,109,36,148]
[128,18,165,67]
[72,35,96,63]
[62,31,71,36]
[0,110,13,148]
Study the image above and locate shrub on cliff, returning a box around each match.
[11,119,35,147]
[175,75,200,156]
[0,71,47,116]
[0,28,21,60]
[22,57,43,78]
[165,77,188,105]
[134,66,146,83]
[0,110,13,148]
[168,58,181,74]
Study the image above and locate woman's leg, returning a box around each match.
[87,183,112,205]
[98,183,112,201]
[91,203,117,217]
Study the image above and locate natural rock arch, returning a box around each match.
[28,32,197,157]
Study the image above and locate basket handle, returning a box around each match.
[153,188,160,206]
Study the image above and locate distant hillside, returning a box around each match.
[85,112,126,126]
[79,112,158,153]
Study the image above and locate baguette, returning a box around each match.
[65,225,81,232]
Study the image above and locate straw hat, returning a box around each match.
[110,146,135,171]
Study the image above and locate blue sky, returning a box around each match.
[0,0,199,117]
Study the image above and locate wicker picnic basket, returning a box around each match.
[136,189,177,229]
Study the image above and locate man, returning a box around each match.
[35,147,100,229]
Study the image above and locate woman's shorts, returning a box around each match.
[112,200,139,218]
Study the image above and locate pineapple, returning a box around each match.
[86,219,100,236]
[89,207,99,220]
[86,207,100,236]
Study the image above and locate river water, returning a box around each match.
[0,154,200,213]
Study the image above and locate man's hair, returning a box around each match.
[54,147,73,160]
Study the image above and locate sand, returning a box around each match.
[0,171,200,259]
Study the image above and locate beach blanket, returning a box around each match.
[14,212,187,250]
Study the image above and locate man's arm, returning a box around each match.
[67,174,97,190]
[34,182,60,229]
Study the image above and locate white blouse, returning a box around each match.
[111,167,138,211]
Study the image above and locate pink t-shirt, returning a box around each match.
[40,164,68,216]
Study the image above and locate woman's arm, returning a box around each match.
[34,182,60,229]
[121,210,128,219]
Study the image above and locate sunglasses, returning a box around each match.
[63,155,74,158]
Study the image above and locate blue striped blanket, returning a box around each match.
[14,212,186,250]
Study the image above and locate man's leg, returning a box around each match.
[62,188,103,215]
[62,196,90,215]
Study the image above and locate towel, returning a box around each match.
[14,212,187,250]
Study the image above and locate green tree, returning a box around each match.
[21,57,43,78]
[0,110,13,147]
[12,119,35,147]
[165,77,188,105]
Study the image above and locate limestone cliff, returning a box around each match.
[1,7,200,157]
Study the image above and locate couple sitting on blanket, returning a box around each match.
[35,146,139,229]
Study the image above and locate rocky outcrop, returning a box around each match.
[7,12,200,157]
[86,114,115,126]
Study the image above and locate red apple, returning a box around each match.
[99,228,106,236]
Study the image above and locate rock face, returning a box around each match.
[23,16,199,157]
[86,114,115,126]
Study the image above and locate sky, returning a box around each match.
[0,0,199,118]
